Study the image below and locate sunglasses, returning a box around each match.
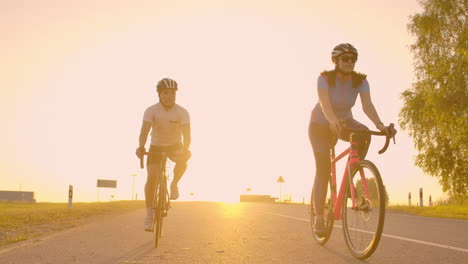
[340,56,357,63]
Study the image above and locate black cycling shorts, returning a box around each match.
[147,143,183,166]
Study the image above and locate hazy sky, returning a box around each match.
[1,0,445,204]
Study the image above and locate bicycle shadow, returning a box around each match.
[315,244,374,264]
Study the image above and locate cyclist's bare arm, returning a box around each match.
[360,91,384,128]
[137,121,152,159]
[139,121,152,148]
[182,123,191,153]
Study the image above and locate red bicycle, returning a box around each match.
[309,124,396,259]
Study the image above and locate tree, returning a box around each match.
[355,178,389,207]
[400,0,467,202]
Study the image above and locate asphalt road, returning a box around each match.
[0,202,467,264]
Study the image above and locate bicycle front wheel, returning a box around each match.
[342,160,385,259]
[154,176,167,248]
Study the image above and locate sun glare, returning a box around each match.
[221,201,243,218]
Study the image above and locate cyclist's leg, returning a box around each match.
[172,160,187,186]
[312,152,330,215]
[308,123,333,216]
[343,119,371,159]
[144,164,159,232]
[167,144,188,199]
[145,147,162,224]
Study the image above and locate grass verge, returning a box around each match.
[388,204,468,220]
[0,200,145,247]
[273,201,468,220]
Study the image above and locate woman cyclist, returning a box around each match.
[308,43,396,237]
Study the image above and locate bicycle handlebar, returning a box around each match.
[139,152,149,169]
[346,123,396,155]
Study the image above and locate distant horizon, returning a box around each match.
[0,188,444,206]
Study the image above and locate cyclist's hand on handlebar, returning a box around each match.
[377,123,397,138]
[136,146,146,159]
[329,120,344,136]
[388,126,397,138]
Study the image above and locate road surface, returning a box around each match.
[0,202,467,263]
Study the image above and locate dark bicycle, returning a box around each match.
[309,123,396,259]
[140,151,171,248]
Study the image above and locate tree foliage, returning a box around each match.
[355,178,389,207]
[400,0,467,202]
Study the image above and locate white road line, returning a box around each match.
[264,212,468,254]
[265,213,310,222]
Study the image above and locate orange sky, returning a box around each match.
[1,0,445,204]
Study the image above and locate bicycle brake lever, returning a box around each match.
[392,136,396,144]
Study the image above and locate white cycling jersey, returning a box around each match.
[143,103,190,146]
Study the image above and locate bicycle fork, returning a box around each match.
[347,140,371,212]
[335,142,368,219]
[347,142,361,209]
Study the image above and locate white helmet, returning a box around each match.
[331,43,358,61]
[156,78,178,93]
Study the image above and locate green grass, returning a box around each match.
[0,200,145,246]
[388,204,468,220]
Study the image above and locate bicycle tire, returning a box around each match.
[154,174,166,248]
[151,186,159,247]
[342,160,385,259]
[309,182,334,245]
[151,185,160,247]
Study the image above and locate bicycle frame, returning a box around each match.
[140,151,171,222]
[330,140,369,220]
[152,152,169,211]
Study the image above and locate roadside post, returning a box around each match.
[68,185,73,208]
[131,173,138,200]
[419,188,423,207]
[277,176,285,202]
[408,192,411,206]
[429,195,432,207]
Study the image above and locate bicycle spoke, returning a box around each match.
[342,161,385,259]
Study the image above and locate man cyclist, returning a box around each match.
[308,43,396,237]
[136,78,191,231]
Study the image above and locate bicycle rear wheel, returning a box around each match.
[309,182,334,245]
[342,160,385,259]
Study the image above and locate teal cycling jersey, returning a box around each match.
[310,73,370,124]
